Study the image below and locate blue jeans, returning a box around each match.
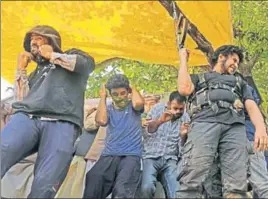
[141,157,178,198]
[1,113,78,198]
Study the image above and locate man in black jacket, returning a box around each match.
[1,25,95,198]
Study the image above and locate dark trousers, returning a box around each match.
[1,112,78,198]
[206,140,268,198]
[83,155,141,199]
[177,122,248,198]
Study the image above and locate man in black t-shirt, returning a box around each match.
[176,45,268,198]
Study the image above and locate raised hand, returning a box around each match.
[17,52,33,69]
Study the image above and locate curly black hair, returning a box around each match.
[210,45,244,67]
[106,74,130,92]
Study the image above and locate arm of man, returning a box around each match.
[14,52,33,101]
[180,123,189,146]
[131,87,145,111]
[15,68,29,101]
[245,99,267,151]
[95,85,108,127]
[178,48,195,96]
[147,111,173,133]
[84,105,98,131]
[243,84,268,151]
[39,45,95,75]
[180,113,191,146]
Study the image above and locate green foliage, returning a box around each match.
[86,1,268,116]
[231,1,268,114]
[85,59,178,98]
[85,58,203,99]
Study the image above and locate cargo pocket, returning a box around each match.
[177,141,193,181]
[181,140,193,167]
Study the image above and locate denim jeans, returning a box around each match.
[141,157,178,198]
[1,113,78,198]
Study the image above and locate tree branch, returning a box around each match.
[239,50,263,76]
[249,50,263,68]
[159,0,214,65]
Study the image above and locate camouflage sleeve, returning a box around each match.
[14,68,29,101]
[50,52,77,72]
[50,52,95,75]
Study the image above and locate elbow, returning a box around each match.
[95,118,108,127]
[147,129,155,134]
[133,99,145,110]
[178,86,192,96]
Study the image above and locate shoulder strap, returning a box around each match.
[234,72,244,96]
[197,73,207,89]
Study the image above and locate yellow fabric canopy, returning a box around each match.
[1,1,233,83]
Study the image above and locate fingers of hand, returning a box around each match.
[254,136,268,152]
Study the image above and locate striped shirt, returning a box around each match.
[142,102,190,161]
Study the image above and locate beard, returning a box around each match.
[30,44,46,64]
[172,113,183,121]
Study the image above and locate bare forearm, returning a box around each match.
[131,87,144,110]
[14,68,29,101]
[246,100,266,131]
[178,60,194,96]
[95,97,108,126]
[148,119,163,133]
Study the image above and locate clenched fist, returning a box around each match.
[38,44,54,60]
[159,111,173,123]
[17,52,33,69]
[100,84,107,98]
[179,48,190,63]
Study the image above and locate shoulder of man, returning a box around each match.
[151,102,166,111]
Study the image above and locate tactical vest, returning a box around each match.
[187,73,244,118]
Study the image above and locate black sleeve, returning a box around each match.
[241,81,254,102]
[190,74,199,89]
[74,54,95,76]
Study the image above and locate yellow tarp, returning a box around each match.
[1,1,233,83]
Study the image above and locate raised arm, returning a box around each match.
[39,45,94,75]
[14,52,33,101]
[95,85,108,127]
[147,111,173,133]
[178,48,195,96]
[131,87,145,111]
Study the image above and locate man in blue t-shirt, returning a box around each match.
[83,74,145,199]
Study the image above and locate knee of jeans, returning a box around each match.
[141,182,156,195]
